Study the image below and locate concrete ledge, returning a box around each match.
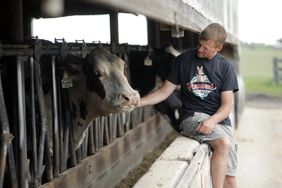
[134,136,212,188]
[158,136,200,161]
[134,161,188,188]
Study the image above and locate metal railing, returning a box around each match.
[0,39,155,188]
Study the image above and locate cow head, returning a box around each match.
[85,48,140,113]
[63,47,140,149]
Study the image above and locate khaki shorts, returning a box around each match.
[180,112,238,176]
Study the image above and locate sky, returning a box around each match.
[32,15,111,43]
[32,14,147,45]
[238,0,282,45]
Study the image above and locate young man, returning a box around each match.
[138,23,238,188]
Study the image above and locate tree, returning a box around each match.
[277,38,282,44]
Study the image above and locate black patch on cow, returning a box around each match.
[83,48,110,99]
[77,121,83,127]
[86,73,106,99]
[152,48,175,82]
[79,100,87,120]
[128,51,156,96]
[71,103,77,119]
[63,55,85,75]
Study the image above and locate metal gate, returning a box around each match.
[0,39,158,188]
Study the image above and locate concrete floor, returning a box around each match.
[235,99,282,188]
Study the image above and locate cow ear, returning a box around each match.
[63,54,86,75]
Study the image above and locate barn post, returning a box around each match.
[147,19,160,48]
[110,11,119,45]
[7,0,24,41]
[273,57,278,84]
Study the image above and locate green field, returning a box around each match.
[239,44,282,98]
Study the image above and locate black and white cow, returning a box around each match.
[153,44,182,132]
[128,44,182,132]
[44,47,140,150]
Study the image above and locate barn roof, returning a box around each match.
[0,0,238,45]
[28,0,239,45]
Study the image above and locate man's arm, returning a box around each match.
[139,80,177,107]
[196,90,233,134]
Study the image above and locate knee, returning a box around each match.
[224,176,236,188]
[211,137,231,154]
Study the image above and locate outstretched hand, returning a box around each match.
[137,98,144,107]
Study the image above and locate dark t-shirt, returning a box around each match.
[167,48,239,126]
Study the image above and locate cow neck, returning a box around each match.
[69,79,94,126]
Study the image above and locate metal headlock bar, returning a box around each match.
[0,39,153,58]
[0,38,156,188]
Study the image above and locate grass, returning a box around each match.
[239,44,282,98]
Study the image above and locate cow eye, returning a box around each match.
[95,70,102,78]
[95,69,107,78]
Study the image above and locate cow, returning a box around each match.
[152,44,182,132]
[128,43,182,132]
[43,47,140,151]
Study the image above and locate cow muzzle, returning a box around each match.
[119,90,140,109]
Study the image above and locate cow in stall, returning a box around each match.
[128,43,182,132]
[42,47,140,151]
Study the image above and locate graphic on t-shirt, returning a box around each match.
[186,66,216,99]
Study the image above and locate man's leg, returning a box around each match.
[180,113,237,187]
[208,137,230,188]
[223,175,236,188]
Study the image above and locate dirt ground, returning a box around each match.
[116,95,282,188]
[235,96,282,188]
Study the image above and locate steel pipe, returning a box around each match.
[51,55,60,177]
[30,57,39,187]
[17,56,28,188]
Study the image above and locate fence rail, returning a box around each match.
[273,57,282,84]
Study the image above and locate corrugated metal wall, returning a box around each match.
[183,0,238,37]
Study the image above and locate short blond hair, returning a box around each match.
[199,23,227,47]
